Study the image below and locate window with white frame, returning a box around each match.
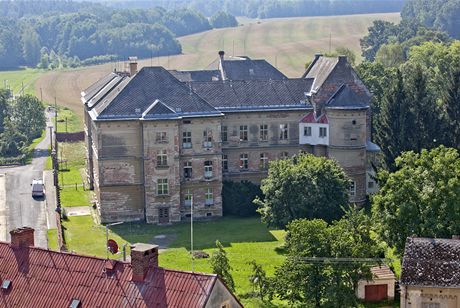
[260,152,268,169]
[156,132,167,143]
[221,126,228,142]
[205,188,213,205]
[156,150,168,167]
[182,131,192,148]
[279,124,288,140]
[203,129,213,148]
[240,153,249,170]
[184,189,192,206]
[184,161,192,179]
[349,181,356,197]
[319,127,327,138]
[259,124,268,141]
[304,126,312,136]
[222,155,228,172]
[240,125,248,141]
[204,160,213,179]
[279,152,289,159]
[157,179,168,195]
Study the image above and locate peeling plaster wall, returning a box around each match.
[401,286,460,308]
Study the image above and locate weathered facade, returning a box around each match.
[83,52,380,224]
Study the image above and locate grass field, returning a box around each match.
[33,13,400,118]
[0,68,44,96]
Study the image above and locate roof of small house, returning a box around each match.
[400,237,460,287]
[370,265,396,280]
[299,111,328,124]
[0,241,240,307]
[325,84,369,110]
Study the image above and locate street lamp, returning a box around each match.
[106,221,123,259]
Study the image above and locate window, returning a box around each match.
[240,153,249,170]
[156,150,168,167]
[260,153,268,170]
[352,120,356,125]
[222,155,228,172]
[184,189,192,206]
[319,127,327,138]
[203,129,213,148]
[221,126,228,142]
[259,124,268,141]
[204,161,213,179]
[239,125,248,141]
[184,161,192,179]
[157,179,168,195]
[279,124,288,140]
[368,181,374,189]
[279,152,289,159]
[205,188,213,205]
[182,131,192,148]
[304,126,312,136]
[156,132,167,143]
[349,181,356,197]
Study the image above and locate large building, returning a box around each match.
[83,51,380,224]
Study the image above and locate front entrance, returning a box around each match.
[365,284,388,302]
[159,208,170,224]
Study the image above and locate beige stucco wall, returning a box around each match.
[357,278,395,300]
[401,286,460,308]
[205,279,242,308]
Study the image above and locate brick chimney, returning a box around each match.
[128,56,138,77]
[130,243,158,282]
[10,227,34,247]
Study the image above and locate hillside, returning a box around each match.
[35,12,400,117]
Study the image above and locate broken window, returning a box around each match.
[239,125,248,141]
[260,152,268,170]
[240,153,248,170]
[222,155,228,172]
[279,124,288,140]
[205,188,213,205]
[182,131,192,148]
[304,126,312,137]
[184,161,192,179]
[203,129,213,148]
[221,126,228,142]
[259,124,268,141]
[157,179,168,195]
[319,127,327,138]
[204,160,213,179]
[156,132,167,143]
[157,150,168,167]
[184,189,193,206]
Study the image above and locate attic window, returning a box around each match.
[1,280,11,291]
[69,299,81,308]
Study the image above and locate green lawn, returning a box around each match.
[55,106,83,132]
[49,215,288,306]
[0,68,44,96]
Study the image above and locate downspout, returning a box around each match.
[140,120,147,222]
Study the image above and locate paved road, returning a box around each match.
[0,112,54,248]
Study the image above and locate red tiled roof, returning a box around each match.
[370,265,396,280]
[0,242,218,308]
[300,111,328,124]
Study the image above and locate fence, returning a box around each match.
[55,131,84,143]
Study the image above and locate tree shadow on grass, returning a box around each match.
[109,216,280,251]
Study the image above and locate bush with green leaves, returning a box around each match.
[222,180,261,217]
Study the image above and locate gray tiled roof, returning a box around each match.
[169,70,221,82]
[190,79,313,111]
[221,58,287,81]
[325,84,369,110]
[401,237,460,287]
[81,72,119,103]
[89,67,221,120]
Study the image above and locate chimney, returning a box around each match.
[10,227,34,247]
[338,55,347,64]
[218,50,225,61]
[314,53,322,60]
[218,51,226,81]
[130,243,158,282]
[452,235,460,240]
[128,56,138,77]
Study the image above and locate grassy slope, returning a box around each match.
[33,13,400,118]
[0,68,44,96]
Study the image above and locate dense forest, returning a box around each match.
[106,0,405,18]
[0,1,235,69]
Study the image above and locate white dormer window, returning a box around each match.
[304,126,312,137]
[319,127,327,138]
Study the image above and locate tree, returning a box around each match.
[254,153,349,228]
[0,89,9,134]
[375,43,406,67]
[360,20,398,61]
[248,260,271,301]
[210,240,235,292]
[222,180,261,217]
[443,64,460,149]
[325,47,357,66]
[21,27,41,66]
[273,208,382,307]
[210,11,238,28]
[372,146,460,256]
[9,95,45,141]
